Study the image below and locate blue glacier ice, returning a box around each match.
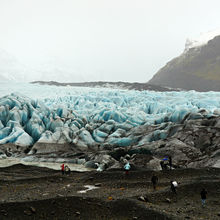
[0,82,220,148]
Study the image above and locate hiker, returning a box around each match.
[151,174,158,190]
[169,156,172,170]
[61,163,65,175]
[170,180,178,194]
[124,162,131,175]
[160,160,164,170]
[200,188,207,207]
[163,161,169,170]
[164,156,170,170]
[65,165,71,175]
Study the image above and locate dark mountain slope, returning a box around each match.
[148,35,220,91]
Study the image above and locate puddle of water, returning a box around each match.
[77,185,99,193]
[0,158,93,172]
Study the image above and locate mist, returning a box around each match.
[0,0,220,82]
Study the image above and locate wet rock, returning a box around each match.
[75,211,80,215]
[138,196,146,202]
[95,183,101,187]
[146,157,161,170]
[124,154,131,160]
[85,161,98,169]
[51,200,56,204]
[130,154,136,159]
[30,206,36,213]
[88,177,94,181]
[30,143,73,155]
[1,209,8,216]
[107,163,121,170]
[165,198,171,203]
[24,210,32,216]
[93,154,118,170]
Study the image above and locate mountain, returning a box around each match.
[32,59,85,82]
[0,49,84,83]
[148,31,220,91]
[0,49,30,82]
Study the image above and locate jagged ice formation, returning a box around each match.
[0,82,220,152]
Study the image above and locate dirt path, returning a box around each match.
[0,165,220,219]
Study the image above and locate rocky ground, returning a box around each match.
[0,164,220,219]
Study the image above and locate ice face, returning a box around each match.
[0,82,220,148]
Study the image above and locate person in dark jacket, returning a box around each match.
[160,161,164,170]
[168,156,172,170]
[200,188,207,207]
[151,174,158,190]
[65,165,71,175]
[170,180,177,194]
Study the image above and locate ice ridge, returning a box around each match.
[0,83,220,149]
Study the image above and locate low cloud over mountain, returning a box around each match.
[148,31,220,92]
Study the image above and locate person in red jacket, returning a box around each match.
[61,163,65,175]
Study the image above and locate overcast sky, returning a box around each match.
[0,0,220,82]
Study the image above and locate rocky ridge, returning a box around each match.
[31,81,180,92]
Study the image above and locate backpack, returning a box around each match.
[172,181,178,187]
[65,166,70,172]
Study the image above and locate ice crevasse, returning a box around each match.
[0,83,220,149]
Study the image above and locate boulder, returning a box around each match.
[29,143,74,155]
[84,161,98,169]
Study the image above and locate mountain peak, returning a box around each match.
[184,28,220,52]
[148,32,220,92]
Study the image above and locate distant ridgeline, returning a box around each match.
[148,35,220,91]
[31,81,179,92]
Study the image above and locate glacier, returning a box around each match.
[0,82,220,151]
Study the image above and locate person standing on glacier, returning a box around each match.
[124,162,131,175]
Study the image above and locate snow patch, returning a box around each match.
[77,185,99,194]
[185,28,220,52]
